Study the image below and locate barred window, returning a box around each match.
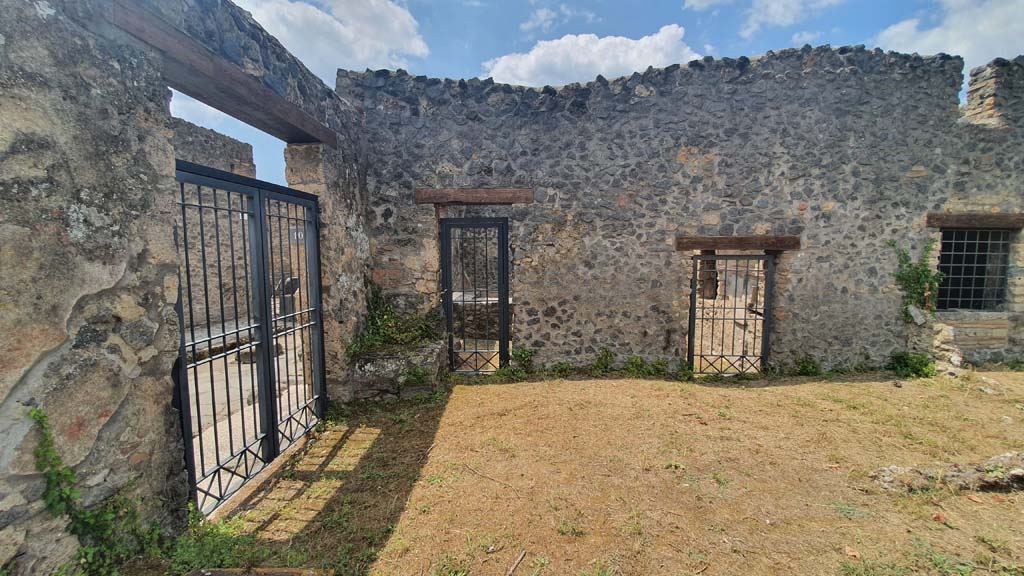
[936,229,1012,311]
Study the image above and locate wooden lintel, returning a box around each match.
[111,0,338,148]
[675,235,802,251]
[414,188,535,205]
[926,212,1024,229]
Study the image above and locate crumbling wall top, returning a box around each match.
[964,56,1024,128]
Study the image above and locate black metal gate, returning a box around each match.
[440,218,510,373]
[687,253,776,375]
[173,160,325,513]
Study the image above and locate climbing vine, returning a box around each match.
[888,240,944,322]
[28,408,161,576]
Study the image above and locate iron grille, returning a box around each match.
[688,253,776,375]
[174,160,325,514]
[937,229,1012,311]
[440,218,510,373]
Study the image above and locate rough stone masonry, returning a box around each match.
[0,0,368,572]
[337,49,1024,372]
[0,0,1022,572]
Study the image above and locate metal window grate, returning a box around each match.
[937,229,1012,311]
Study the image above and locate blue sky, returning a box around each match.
[171,0,1024,185]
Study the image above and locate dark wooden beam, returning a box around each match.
[414,188,535,205]
[675,235,802,251]
[111,0,337,148]
[926,212,1024,229]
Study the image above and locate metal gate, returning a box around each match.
[440,218,510,373]
[173,160,325,513]
[687,253,776,375]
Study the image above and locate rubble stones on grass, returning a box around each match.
[871,452,1024,493]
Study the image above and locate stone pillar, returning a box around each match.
[964,57,1024,129]
[285,143,370,401]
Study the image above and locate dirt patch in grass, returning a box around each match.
[142,371,1024,575]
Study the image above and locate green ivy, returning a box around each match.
[28,408,162,576]
[888,240,944,322]
[346,285,442,359]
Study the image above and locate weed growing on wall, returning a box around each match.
[28,408,162,575]
[589,349,616,377]
[622,356,669,379]
[793,356,823,377]
[346,285,442,359]
[674,362,694,382]
[888,240,944,321]
[400,365,432,388]
[887,352,937,378]
[548,361,575,378]
[511,347,536,376]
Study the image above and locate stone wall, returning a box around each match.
[338,46,1024,372]
[0,1,185,572]
[0,0,369,572]
[171,117,256,177]
[934,57,1024,364]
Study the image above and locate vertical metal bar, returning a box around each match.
[687,256,697,371]
[308,201,327,420]
[761,252,778,370]
[283,203,302,429]
[440,220,455,372]
[252,190,279,461]
[289,202,309,414]
[174,182,200,504]
[210,189,236,455]
[240,195,260,447]
[276,200,295,437]
[226,191,248,452]
[195,186,224,499]
[266,200,286,442]
[498,219,510,368]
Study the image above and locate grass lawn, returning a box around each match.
[143,370,1024,575]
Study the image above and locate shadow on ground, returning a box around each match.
[221,390,450,575]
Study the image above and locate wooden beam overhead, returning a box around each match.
[926,212,1024,229]
[675,235,802,251]
[414,188,535,205]
[111,0,338,148]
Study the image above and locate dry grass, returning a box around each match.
[154,370,1024,575]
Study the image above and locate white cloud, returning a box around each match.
[520,4,599,36]
[521,7,558,32]
[233,0,429,84]
[741,0,844,39]
[791,30,822,44]
[482,24,701,87]
[874,0,1024,76]
[683,0,732,9]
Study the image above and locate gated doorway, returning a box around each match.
[687,252,776,375]
[440,218,510,373]
[173,160,325,513]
